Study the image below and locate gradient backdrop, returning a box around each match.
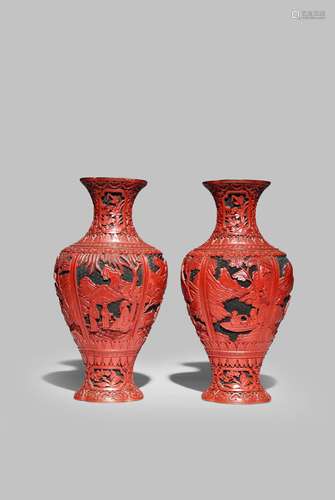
[1,2,333,499]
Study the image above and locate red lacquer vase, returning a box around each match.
[54,178,168,402]
[181,180,294,404]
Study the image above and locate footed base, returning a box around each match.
[202,387,271,405]
[74,384,144,403]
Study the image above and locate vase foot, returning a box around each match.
[202,387,271,404]
[74,384,144,403]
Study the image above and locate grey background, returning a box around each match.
[1,1,333,499]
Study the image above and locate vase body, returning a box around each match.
[54,178,167,402]
[181,180,293,404]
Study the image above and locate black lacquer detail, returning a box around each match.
[77,261,137,285]
[282,295,290,308]
[213,257,257,288]
[107,300,122,318]
[223,298,254,316]
[147,254,160,272]
[224,192,248,208]
[101,191,124,206]
[277,256,289,277]
[213,321,251,342]
[193,315,206,326]
[77,265,110,285]
[136,266,143,286]
[220,369,253,386]
[212,298,255,341]
[121,265,133,282]
[145,303,160,313]
[190,269,200,282]
[95,304,103,322]
[77,265,88,284]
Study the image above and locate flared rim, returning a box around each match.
[203,179,271,188]
[80,177,147,187]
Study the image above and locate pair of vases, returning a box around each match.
[54,177,294,404]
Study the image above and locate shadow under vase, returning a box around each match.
[169,361,277,402]
[43,359,151,402]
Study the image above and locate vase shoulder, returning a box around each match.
[189,241,286,258]
[61,239,162,256]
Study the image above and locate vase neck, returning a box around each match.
[203,180,271,245]
[79,177,147,244]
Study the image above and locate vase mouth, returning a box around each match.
[203,179,271,188]
[80,177,147,188]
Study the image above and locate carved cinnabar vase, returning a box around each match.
[54,178,167,403]
[181,180,294,404]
